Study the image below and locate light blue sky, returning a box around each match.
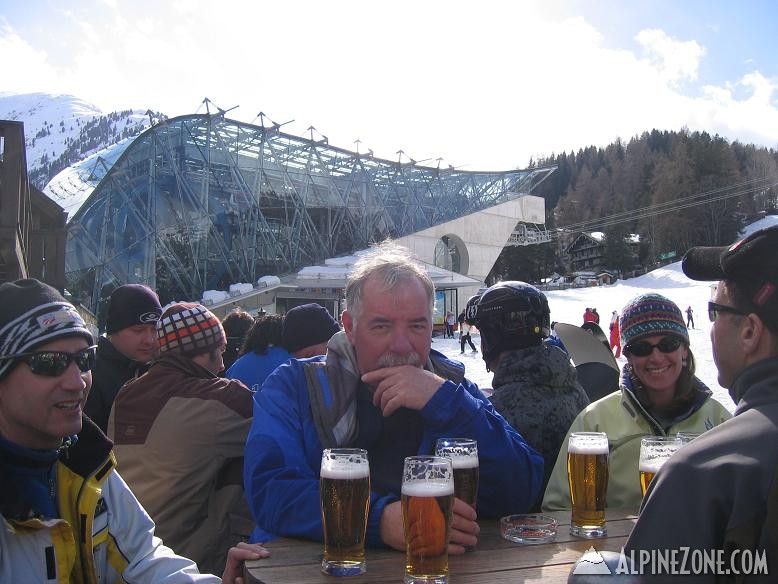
[1,0,776,169]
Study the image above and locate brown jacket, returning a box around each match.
[107,352,254,575]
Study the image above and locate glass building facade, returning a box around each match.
[64,114,552,317]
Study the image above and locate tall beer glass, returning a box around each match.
[639,437,681,497]
[320,448,370,576]
[434,438,479,508]
[402,456,454,584]
[567,432,609,538]
[676,431,702,444]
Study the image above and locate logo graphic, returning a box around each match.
[139,311,160,323]
[572,546,613,575]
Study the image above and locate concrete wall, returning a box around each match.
[395,194,545,314]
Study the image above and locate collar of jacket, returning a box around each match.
[151,352,218,379]
[98,335,145,370]
[619,365,712,435]
[0,416,112,520]
[732,357,778,413]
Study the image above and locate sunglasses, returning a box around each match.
[708,301,747,322]
[624,336,682,357]
[0,345,97,377]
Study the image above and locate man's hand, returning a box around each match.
[380,497,480,555]
[379,501,405,551]
[221,542,270,584]
[363,366,445,416]
[448,498,479,555]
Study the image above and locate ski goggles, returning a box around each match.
[624,336,682,357]
[0,345,97,377]
[707,301,748,322]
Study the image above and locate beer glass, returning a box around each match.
[676,431,702,444]
[320,448,370,576]
[567,432,609,538]
[402,456,454,584]
[434,438,479,508]
[639,437,681,496]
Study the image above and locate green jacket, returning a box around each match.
[542,375,732,512]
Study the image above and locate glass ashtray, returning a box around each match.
[499,514,558,544]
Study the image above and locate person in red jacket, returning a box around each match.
[583,307,597,324]
[609,310,621,358]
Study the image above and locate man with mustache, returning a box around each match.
[244,243,543,551]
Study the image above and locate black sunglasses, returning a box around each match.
[0,345,97,377]
[708,301,748,322]
[624,336,682,357]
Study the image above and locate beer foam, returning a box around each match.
[320,464,370,480]
[449,455,479,469]
[568,441,609,455]
[401,481,454,497]
[638,459,665,474]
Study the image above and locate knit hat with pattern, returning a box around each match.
[157,302,225,355]
[0,279,94,380]
[619,293,689,348]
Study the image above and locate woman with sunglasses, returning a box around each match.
[0,279,268,583]
[542,293,731,511]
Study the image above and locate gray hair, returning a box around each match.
[345,242,435,323]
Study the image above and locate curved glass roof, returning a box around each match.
[64,113,553,316]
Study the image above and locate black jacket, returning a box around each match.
[84,335,149,432]
[625,358,778,582]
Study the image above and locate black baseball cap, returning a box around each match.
[682,225,778,325]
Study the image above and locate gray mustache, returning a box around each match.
[376,352,422,368]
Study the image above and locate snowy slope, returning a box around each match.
[0,92,103,170]
[0,92,152,195]
[435,216,778,413]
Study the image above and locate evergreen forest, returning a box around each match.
[489,129,778,284]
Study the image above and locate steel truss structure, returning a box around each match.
[65,113,554,314]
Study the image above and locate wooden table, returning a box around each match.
[244,509,637,583]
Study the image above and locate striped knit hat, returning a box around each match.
[157,302,225,355]
[0,279,94,380]
[619,293,689,348]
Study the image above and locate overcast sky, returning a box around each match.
[1,0,777,169]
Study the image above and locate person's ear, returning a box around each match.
[342,310,355,342]
[741,313,766,357]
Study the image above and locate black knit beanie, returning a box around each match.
[105,284,162,334]
[0,279,94,380]
[281,304,340,353]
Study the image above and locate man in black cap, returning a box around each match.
[281,303,341,358]
[625,225,778,578]
[84,284,162,432]
[0,279,269,582]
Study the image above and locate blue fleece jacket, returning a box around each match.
[226,346,291,392]
[244,349,544,546]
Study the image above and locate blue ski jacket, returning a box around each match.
[244,349,543,546]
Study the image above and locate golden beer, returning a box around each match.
[402,456,454,584]
[320,449,370,576]
[435,438,479,508]
[567,432,609,538]
[402,483,454,583]
[638,437,681,498]
[639,469,657,497]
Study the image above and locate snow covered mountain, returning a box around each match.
[0,92,156,190]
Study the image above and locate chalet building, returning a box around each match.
[564,231,639,275]
[566,232,606,272]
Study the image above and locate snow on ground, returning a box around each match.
[435,217,778,412]
[432,256,754,413]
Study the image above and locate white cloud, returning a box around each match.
[1,3,776,168]
[635,28,706,85]
[0,22,62,94]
